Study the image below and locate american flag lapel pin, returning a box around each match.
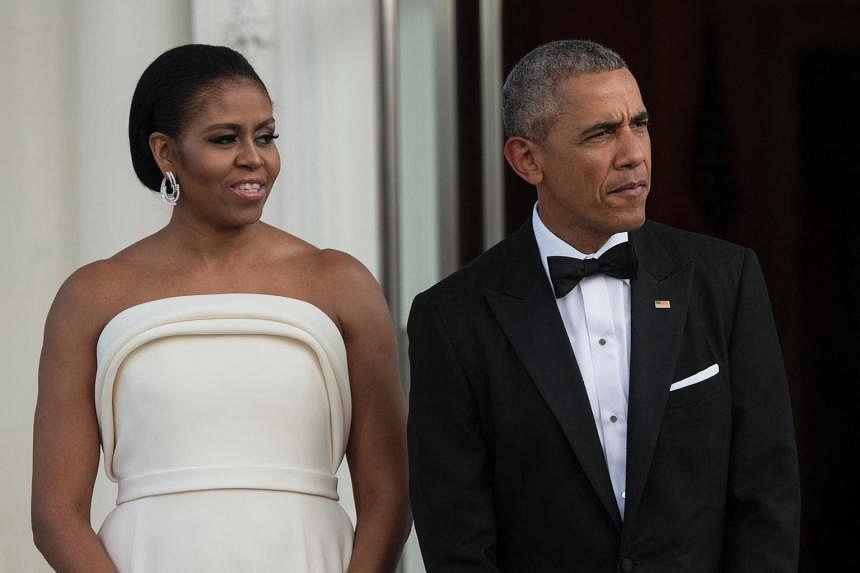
[654,300,671,309]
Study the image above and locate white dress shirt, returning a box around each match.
[532,203,631,516]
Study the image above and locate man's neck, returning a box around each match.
[535,208,610,254]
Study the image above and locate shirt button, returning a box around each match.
[598,338,607,346]
[610,415,618,423]
[622,490,627,499]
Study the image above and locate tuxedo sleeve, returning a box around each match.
[723,249,801,572]
[407,293,501,572]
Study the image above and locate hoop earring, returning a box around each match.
[160,171,180,206]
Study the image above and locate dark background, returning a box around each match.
[454,1,860,569]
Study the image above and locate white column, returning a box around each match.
[395,2,459,569]
[274,0,382,276]
[480,0,504,249]
[0,2,192,571]
[74,1,192,262]
[0,2,77,570]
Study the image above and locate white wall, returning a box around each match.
[0,3,75,570]
[1,1,192,570]
[0,0,385,570]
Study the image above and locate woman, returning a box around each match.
[32,44,411,572]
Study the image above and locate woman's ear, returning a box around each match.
[503,136,544,186]
[149,132,176,175]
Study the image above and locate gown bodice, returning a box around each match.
[94,293,351,504]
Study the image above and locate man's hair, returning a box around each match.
[502,39,627,142]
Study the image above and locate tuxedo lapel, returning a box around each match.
[485,222,622,530]
[623,223,694,533]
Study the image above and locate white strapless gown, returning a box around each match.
[94,294,353,572]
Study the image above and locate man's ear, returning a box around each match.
[503,136,543,186]
[149,132,176,175]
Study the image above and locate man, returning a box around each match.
[407,40,800,572]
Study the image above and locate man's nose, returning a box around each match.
[614,128,647,170]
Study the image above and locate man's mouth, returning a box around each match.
[608,180,647,194]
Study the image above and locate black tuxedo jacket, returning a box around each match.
[407,219,800,573]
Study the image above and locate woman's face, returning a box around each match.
[171,79,280,227]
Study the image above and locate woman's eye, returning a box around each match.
[256,133,280,145]
[209,134,237,145]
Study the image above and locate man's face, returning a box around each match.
[532,68,651,252]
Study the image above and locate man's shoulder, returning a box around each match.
[641,220,747,264]
[639,220,756,294]
[411,230,523,319]
[422,237,511,300]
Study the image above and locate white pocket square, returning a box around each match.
[670,363,719,392]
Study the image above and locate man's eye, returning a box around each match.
[209,134,237,145]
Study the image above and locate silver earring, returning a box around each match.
[160,171,180,206]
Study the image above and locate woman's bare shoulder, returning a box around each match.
[47,236,166,342]
[312,249,390,336]
[276,236,381,299]
[260,223,316,253]
[46,259,133,339]
[262,226,372,281]
[261,228,385,329]
[314,248,378,285]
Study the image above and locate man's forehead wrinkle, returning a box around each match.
[524,69,640,142]
[546,104,648,141]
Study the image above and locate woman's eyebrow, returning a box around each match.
[202,118,276,132]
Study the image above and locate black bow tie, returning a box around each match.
[547,242,638,298]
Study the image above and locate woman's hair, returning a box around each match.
[129,44,269,191]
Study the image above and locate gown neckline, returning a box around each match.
[97,293,342,348]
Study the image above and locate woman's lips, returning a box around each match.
[230,181,266,201]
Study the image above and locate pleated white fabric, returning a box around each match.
[94,294,353,572]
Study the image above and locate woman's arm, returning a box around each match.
[32,268,118,573]
[325,252,412,573]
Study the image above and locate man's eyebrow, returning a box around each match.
[632,111,649,123]
[579,111,650,137]
[580,119,623,138]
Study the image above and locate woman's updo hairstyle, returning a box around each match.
[129,44,269,191]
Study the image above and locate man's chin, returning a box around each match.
[610,210,647,233]
[628,215,647,231]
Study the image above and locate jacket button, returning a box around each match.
[620,557,635,573]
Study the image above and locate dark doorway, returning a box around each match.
[796,48,860,570]
[450,0,860,568]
